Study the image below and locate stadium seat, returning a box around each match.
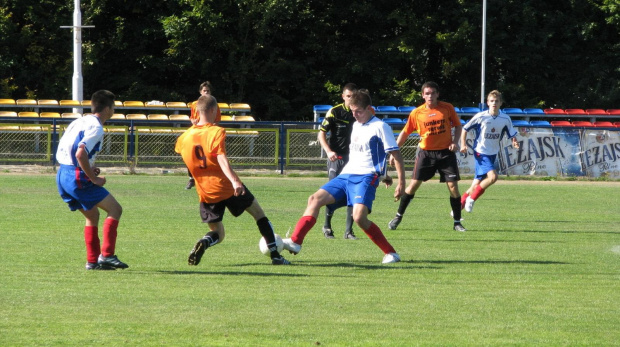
[592,121,614,127]
[234,115,255,122]
[530,120,551,126]
[460,107,481,113]
[218,103,231,111]
[126,114,147,120]
[585,109,607,115]
[147,114,169,120]
[383,118,403,124]
[16,99,37,105]
[313,105,332,112]
[550,120,572,127]
[398,106,415,113]
[61,112,81,118]
[124,101,144,107]
[544,108,566,115]
[523,108,545,114]
[114,100,122,107]
[512,120,530,126]
[572,121,592,127]
[166,101,187,108]
[220,115,233,122]
[0,98,16,105]
[145,101,165,107]
[502,108,524,114]
[607,109,620,115]
[564,109,586,115]
[40,112,60,118]
[376,106,399,113]
[59,100,80,106]
[0,111,18,117]
[37,99,59,106]
[18,112,39,118]
[229,103,251,110]
[614,122,620,127]
[317,117,325,124]
[453,107,461,113]
[110,114,126,120]
[460,118,467,125]
[169,114,190,121]
[81,100,91,106]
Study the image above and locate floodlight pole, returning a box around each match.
[480,0,487,109]
[61,0,94,108]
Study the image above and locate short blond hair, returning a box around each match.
[196,95,218,121]
[487,90,503,103]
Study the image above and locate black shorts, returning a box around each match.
[199,185,255,223]
[327,154,349,180]
[412,149,460,183]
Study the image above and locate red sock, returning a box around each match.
[84,226,100,263]
[102,218,119,257]
[363,222,396,254]
[470,185,486,200]
[291,216,316,245]
[461,192,469,210]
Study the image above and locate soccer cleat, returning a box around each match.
[388,215,402,230]
[97,254,129,269]
[282,238,301,255]
[322,226,335,239]
[450,210,464,221]
[271,256,291,265]
[464,197,475,213]
[188,238,208,265]
[344,231,357,240]
[453,223,466,232]
[185,178,195,190]
[382,252,401,264]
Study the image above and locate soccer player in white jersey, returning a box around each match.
[459,90,520,213]
[56,90,128,270]
[282,90,407,263]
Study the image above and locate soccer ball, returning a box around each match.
[258,234,284,255]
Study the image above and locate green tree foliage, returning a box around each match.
[0,0,618,119]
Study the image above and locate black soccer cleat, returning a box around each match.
[344,231,357,240]
[97,255,129,269]
[185,178,195,190]
[322,226,335,239]
[188,239,208,266]
[453,222,466,232]
[388,215,402,230]
[85,262,114,270]
[271,256,291,265]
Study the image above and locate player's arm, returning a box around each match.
[459,127,468,153]
[317,130,337,162]
[217,154,245,196]
[451,124,462,152]
[388,150,406,201]
[76,144,105,186]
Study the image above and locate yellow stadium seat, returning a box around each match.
[61,112,82,118]
[150,128,173,133]
[37,99,59,105]
[60,100,81,106]
[111,114,126,120]
[218,103,230,110]
[147,114,169,120]
[81,100,91,106]
[18,112,39,118]
[0,111,18,117]
[166,101,187,107]
[40,112,61,118]
[0,125,20,130]
[169,114,190,121]
[220,115,233,122]
[0,98,16,105]
[114,100,123,107]
[126,114,147,120]
[124,101,144,107]
[229,103,251,110]
[234,115,255,122]
[16,99,37,105]
[20,125,42,131]
[145,101,165,107]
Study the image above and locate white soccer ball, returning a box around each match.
[259,234,284,255]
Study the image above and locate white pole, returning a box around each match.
[480,0,487,109]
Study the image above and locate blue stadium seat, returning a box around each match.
[398,106,415,113]
[529,120,551,126]
[376,106,398,113]
[460,107,481,113]
[503,108,524,114]
[454,107,461,113]
[383,118,403,124]
[512,120,530,127]
[317,117,324,124]
[460,118,467,125]
[313,105,332,112]
[524,108,545,114]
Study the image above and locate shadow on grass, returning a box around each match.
[416,259,570,265]
[153,270,309,277]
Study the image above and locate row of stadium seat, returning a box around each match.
[512,120,620,127]
[0,98,251,111]
[0,111,255,121]
[314,104,620,115]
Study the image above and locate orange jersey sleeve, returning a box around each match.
[175,124,234,203]
[403,101,459,150]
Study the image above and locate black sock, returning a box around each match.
[345,205,354,233]
[397,193,414,216]
[202,231,219,247]
[324,209,333,229]
[450,196,462,222]
[257,217,280,258]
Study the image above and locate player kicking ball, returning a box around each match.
[175,94,290,266]
[459,90,519,213]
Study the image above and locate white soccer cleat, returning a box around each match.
[464,197,475,213]
[382,252,401,264]
[282,238,301,255]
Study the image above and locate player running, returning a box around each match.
[175,94,290,266]
[56,90,129,270]
[459,90,519,212]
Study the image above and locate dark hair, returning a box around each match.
[421,81,439,94]
[343,83,358,93]
[90,90,115,114]
[199,81,214,93]
[349,89,372,109]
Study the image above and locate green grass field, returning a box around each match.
[1,173,619,346]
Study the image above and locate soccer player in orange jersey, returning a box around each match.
[175,94,290,265]
[387,81,466,232]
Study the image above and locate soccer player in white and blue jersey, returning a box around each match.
[56,90,128,270]
[282,90,407,263]
[459,90,520,213]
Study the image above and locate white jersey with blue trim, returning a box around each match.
[463,111,517,155]
[340,116,399,177]
[56,115,104,167]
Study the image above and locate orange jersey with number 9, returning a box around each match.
[175,124,234,203]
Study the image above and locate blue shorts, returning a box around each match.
[321,174,380,213]
[474,152,497,180]
[57,164,109,211]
